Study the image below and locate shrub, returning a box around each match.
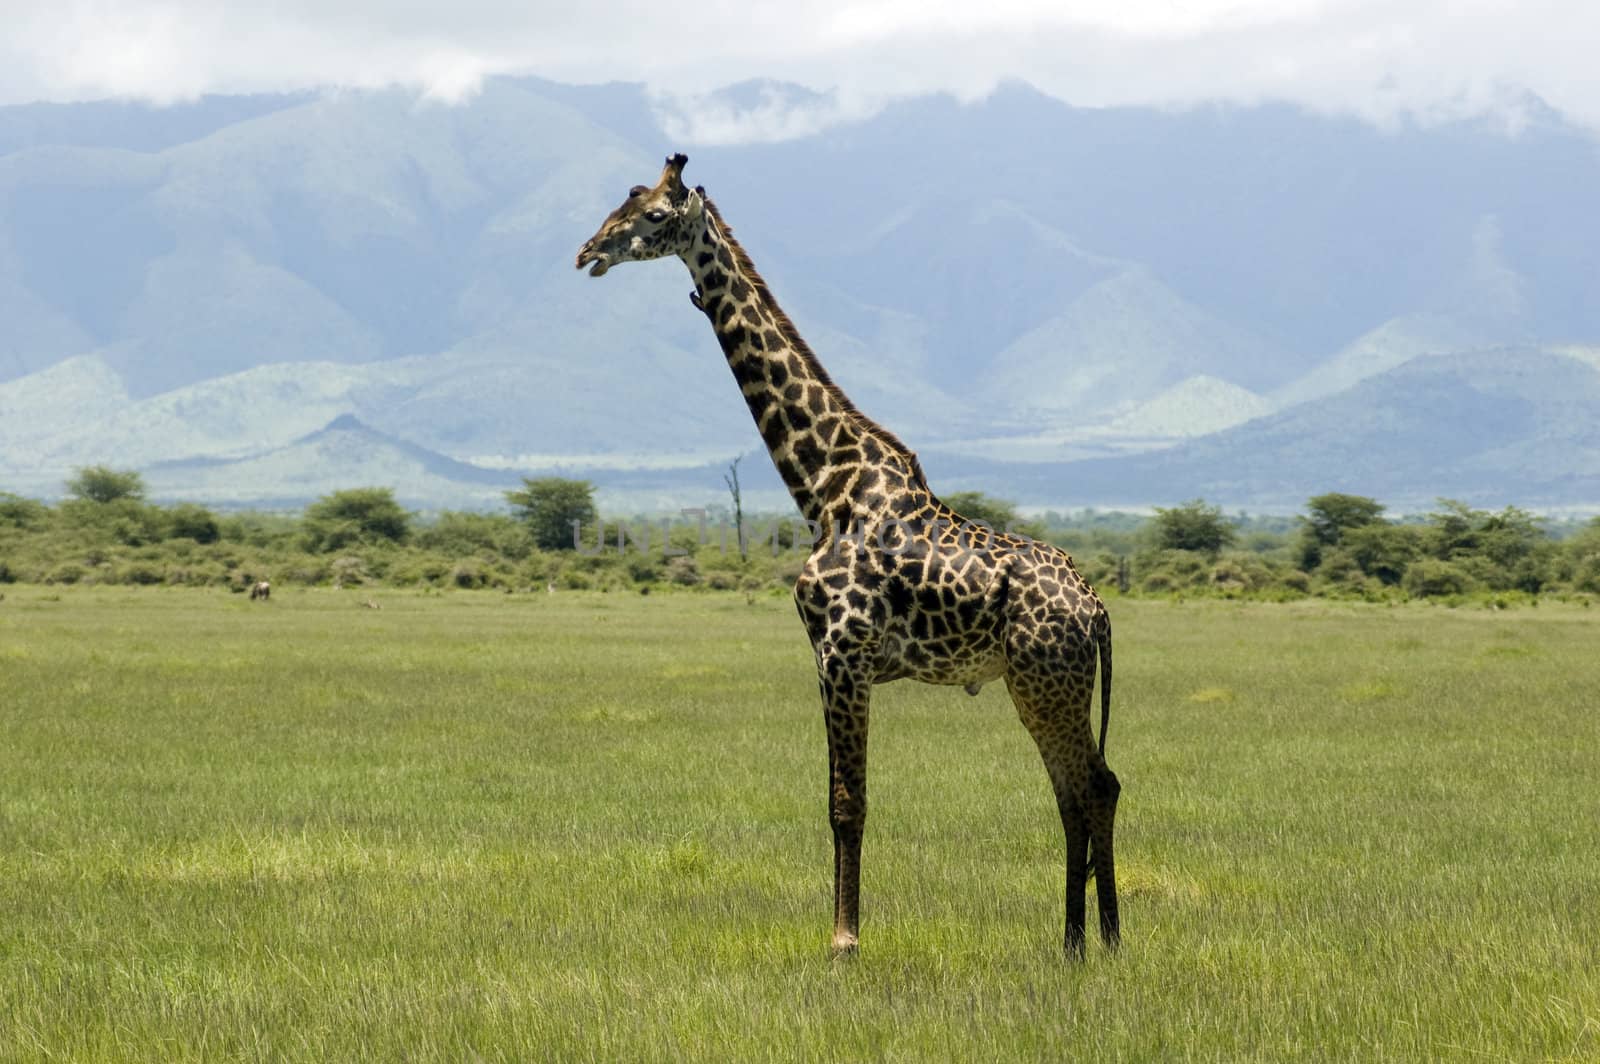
[1209,553,1279,593]
[1073,552,1119,589]
[330,556,367,587]
[451,560,484,589]
[1573,556,1600,594]
[0,493,48,529]
[1141,570,1176,593]
[1314,547,1363,587]
[64,500,167,547]
[164,565,225,586]
[415,512,533,559]
[120,563,164,586]
[1138,549,1209,593]
[1456,554,1505,590]
[1509,556,1552,594]
[166,503,221,544]
[1277,569,1312,593]
[391,559,451,587]
[666,555,702,587]
[1403,558,1479,598]
[47,563,85,585]
[772,556,806,589]
[281,562,331,585]
[1209,558,1253,592]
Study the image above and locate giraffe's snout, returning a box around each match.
[575,242,610,277]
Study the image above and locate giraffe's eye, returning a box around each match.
[644,209,667,223]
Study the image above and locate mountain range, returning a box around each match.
[1,77,1598,513]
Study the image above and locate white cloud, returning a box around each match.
[3,0,1599,138]
[651,84,889,146]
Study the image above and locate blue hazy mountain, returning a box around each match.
[1,77,1597,508]
[954,347,1600,511]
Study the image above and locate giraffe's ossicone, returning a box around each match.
[578,154,1120,956]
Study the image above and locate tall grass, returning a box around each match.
[2,588,1596,1060]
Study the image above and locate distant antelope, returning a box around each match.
[249,580,271,601]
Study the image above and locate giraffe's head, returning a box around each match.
[576,153,705,277]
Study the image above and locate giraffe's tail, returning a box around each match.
[1096,607,1112,757]
[1086,606,1113,884]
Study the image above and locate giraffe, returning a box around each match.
[577,154,1119,957]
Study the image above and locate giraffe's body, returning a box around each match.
[578,155,1120,955]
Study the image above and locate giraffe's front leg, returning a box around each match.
[818,652,872,956]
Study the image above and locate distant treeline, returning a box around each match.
[4,468,1600,605]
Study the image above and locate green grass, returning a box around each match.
[2,587,1598,1061]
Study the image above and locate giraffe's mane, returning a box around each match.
[700,193,928,488]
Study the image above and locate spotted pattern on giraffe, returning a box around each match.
[577,154,1120,957]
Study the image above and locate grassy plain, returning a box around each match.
[1,586,1597,1061]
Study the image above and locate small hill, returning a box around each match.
[993,348,1600,509]
[983,269,1287,417]
[145,415,519,508]
[1107,376,1274,438]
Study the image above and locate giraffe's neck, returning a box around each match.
[679,198,924,527]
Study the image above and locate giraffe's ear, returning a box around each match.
[682,186,705,220]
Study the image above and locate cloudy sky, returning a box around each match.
[5,0,1598,136]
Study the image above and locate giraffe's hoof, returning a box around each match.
[830,932,859,958]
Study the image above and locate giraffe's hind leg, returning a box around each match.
[1006,664,1119,955]
[1088,751,1121,948]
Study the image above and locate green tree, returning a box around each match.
[506,478,598,551]
[943,491,1045,539]
[1151,499,1236,555]
[1475,506,1544,568]
[1421,500,1549,591]
[65,466,145,504]
[59,471,162,544]
[1298,492,1386,570]
[302,488,411,552]
[1342,523,1420,585]
[1568,517,1600,592]
[1423,499,1482,559]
